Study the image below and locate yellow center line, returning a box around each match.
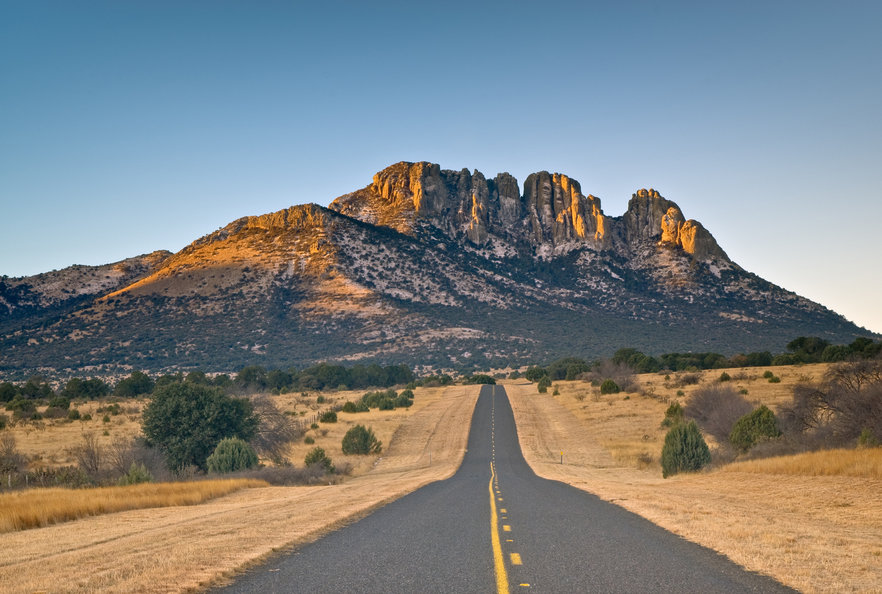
[489,462,510,594]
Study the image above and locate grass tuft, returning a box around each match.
[723,448,882,479]
[0,478,267,533]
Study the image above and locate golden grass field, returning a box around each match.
[505,363,882,594]
[0,384,478,593]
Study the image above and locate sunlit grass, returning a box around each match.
[723,448,882,479]
[0,478,267,533]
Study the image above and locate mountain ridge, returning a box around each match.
[0,161,875,378]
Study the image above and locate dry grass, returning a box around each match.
[0,479,267,533]
[505,365,882,593]
[724,448,882,479]
[5,399,146,469]
[0,384,479,593]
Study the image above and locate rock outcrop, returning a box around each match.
[331,161,726,262]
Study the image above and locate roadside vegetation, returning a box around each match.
[0,478,266,533]
[519,335,882,478]
[0,360,458,535]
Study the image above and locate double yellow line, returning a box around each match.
[489,462,510,594]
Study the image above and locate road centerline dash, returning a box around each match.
[489,462,510,594]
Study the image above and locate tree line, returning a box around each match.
[522,335,882,381]
[0,362,418,405]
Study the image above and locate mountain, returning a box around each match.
[0,161,874,378]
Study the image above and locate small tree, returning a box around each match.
[661,401,684,427]
[524,366,548,382]
[320,411,338,423]
[249,394,299,464]
[729,405,781,452]
[206,437,259,473]
[537,377,551,393]
[72,432,104,477]
[142,382,258,472]
[600,379,620,395]
[304,446,334,473]
[118,462,153,485]
[114,371,155,397]
[0,433,25,473]
[341,425,382,455]
[661,420,711,478]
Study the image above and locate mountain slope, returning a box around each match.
[0,162,874,378]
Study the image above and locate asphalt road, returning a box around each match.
[218,385,795,593]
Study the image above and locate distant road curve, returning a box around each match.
[217,385,794,593]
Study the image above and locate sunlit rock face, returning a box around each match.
[332,162,726,263]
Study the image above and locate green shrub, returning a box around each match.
[141,382,258,472]
[81,413,92,421]
[304,436,315,444]
[67,409,81,421]
[768,375,781,383]
[341,425,382,455]
[524,366,548,382]
[858,428,879,448]
[762,370,774,379]
[718,372,731,382]
[341,401,358,413]
[206,437,259,473]
[118,462,153,485]
[661,421,711,478]
[361,389,397,409]
[537,377,551,393]
[316,395,326,404]
[552,387,560,396]
[310,423,319,429]
[319,411,338,423]
[103,415,111,423]
[600,379,620,395]
[0,413,7,430]
[304,446,334,473]
[6,398,34,414]
[393,394,413,408]
[465,374,496,385]
[355,401,369,413]
[729,405,781,452]
[378,398,395,411]
[661,401,684,427]
[48,395,71,409]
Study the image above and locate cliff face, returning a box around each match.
[330,161,728,263]
[0,161,872,378]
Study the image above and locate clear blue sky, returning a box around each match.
[2,1,880,333]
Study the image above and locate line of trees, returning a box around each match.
[523,336,882,381]
[0,362,418,405]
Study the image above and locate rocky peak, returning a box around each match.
[622,188,729,261]
[331,162,728,263]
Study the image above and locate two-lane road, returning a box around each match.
[219,386,793,593]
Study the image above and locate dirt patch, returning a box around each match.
[0,385,479,593]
